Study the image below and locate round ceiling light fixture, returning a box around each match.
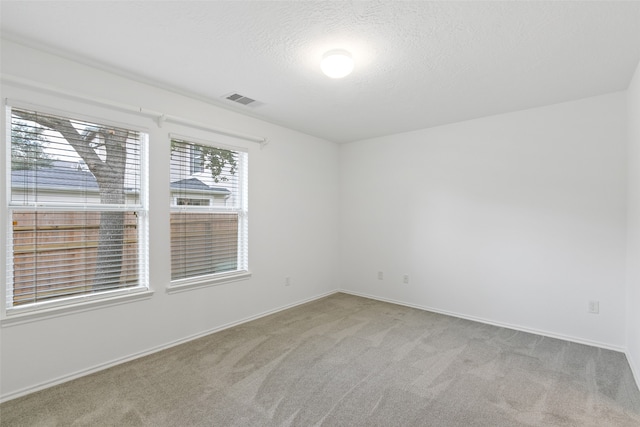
[321,49,354,78]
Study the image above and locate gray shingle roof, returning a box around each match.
[11,168,230,195]
[11,168,100,191]
[170,177,230,194]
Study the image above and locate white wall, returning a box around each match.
[1,38,636,401]
[0,40,340,400]
[340,93,629,349]
[627,60,640,383]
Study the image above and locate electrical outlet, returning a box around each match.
[285,276,291,286]
[377,271,384,280]
[588,300,599,314]
[403,274,409,284]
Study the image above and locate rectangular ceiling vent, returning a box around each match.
[222,92,263,108]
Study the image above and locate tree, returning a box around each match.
[13,110,130,289]
[13,110,237,290]
[11,119,53,170]
[171,140,237,183]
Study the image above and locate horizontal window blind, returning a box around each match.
[11,211,140,306]
[10,108,142,207]
[6,106,148,308]
[170,138,248,282]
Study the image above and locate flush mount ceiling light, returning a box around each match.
[321,49,354,78]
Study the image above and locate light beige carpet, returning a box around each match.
[2,293,640,426]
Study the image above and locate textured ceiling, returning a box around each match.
[1,1,640,143]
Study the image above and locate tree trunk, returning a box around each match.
[93,129,128,290]
[12,110,132,291]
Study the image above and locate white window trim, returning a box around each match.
[167,270,252,294]
[3,102,150,316]
[1,288,154,327]
[168,135,249,292]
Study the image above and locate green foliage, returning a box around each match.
[200,146,237,183]
[171,140,237,182]
[11,119,53,170]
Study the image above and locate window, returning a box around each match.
[170,137,248,284]
[176,197,211,206]
[190,145,204,174]
[6,106,148,310]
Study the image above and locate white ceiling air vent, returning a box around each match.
[222,92,264,108]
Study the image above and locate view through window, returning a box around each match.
[170,138,248,282]
[6,106,148,309]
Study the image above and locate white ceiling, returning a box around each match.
[1,1,640,143]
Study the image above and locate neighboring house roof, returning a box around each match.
[51,159,86,170]
[11,168,100,191]
[170,177,231,195]
[11,168,230,196]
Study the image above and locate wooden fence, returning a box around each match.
[10,211,239,306]
[170,213,239,280]
[11,211,139,306]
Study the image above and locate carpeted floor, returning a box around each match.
[2,293,640,426]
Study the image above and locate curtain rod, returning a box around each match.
[1,74,269,147]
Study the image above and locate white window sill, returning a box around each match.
[1,288,154,327]
[167,271,252,294]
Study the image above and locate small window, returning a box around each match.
[190,145,204,174]
[6,106,149,310]
[170,138,248,283]
[176,197,211,206]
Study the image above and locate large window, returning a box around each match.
[170,137,248,284]
[6,106,148,310]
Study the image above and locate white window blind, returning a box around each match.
[6,106,148,309]
[170,138,248,282]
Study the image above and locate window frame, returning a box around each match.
[3,101,152,321]
[168,134,250,293]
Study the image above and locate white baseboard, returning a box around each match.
[338,289,627,353]
[0,289,339,403]
[5,288,635,403]
[626,350,640,391]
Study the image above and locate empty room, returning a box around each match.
[2,1,640,425]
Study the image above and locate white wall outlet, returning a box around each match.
[588,300,599,314]
[285,276,291,286]
[403,274,409,284]
[377,271,384,280]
